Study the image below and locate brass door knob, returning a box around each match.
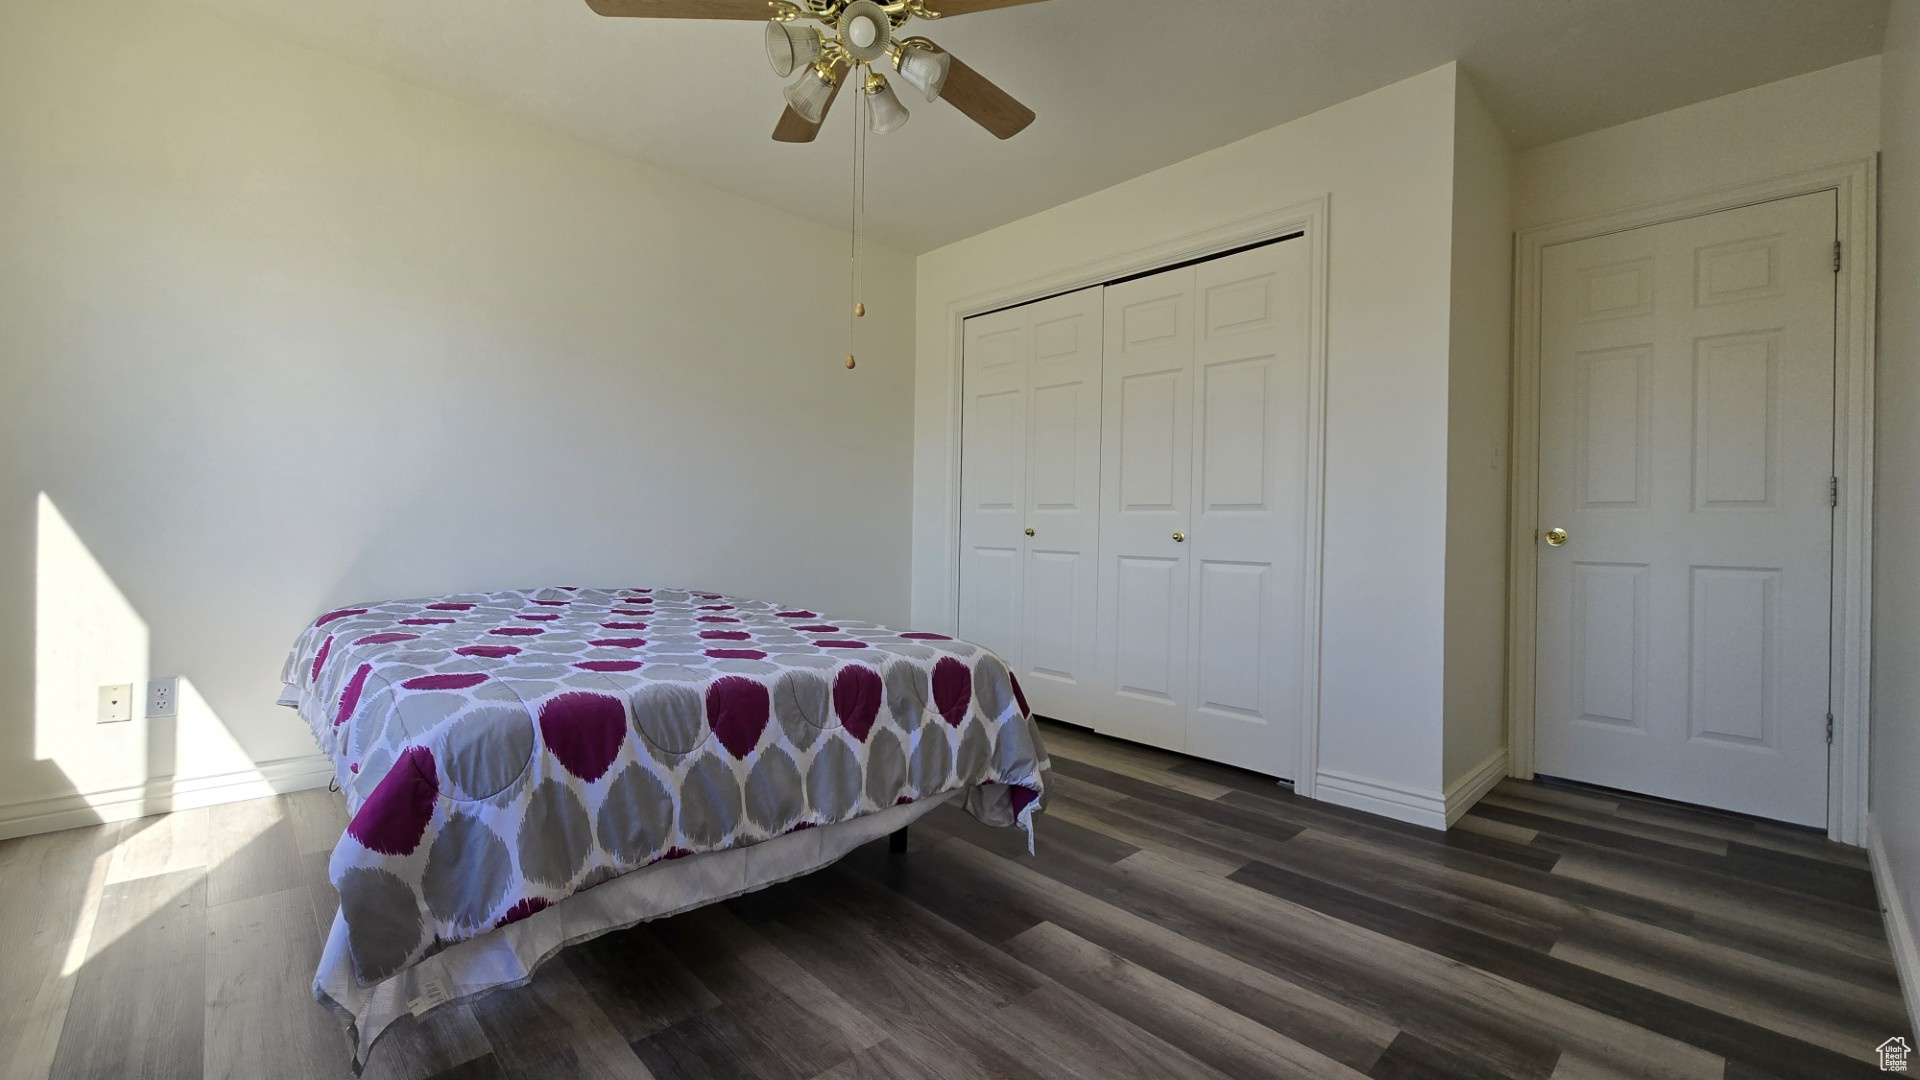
[1172,531,1187,543]
[1544,527,1568,547]
[1024,527,1035,537]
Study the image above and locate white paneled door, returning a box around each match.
[1095,240,1312,778]
[958,306,1027,670]
[958,287,1103,722]
[1094,267,1193,750]
[1186,246,1313,773]
[1534,192,1837,827]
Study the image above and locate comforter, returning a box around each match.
[281,587,1047,987]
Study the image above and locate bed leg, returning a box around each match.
[889,826,909,854]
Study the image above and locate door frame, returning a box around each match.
[1505,157,1877,844]
[941,196,1331,793]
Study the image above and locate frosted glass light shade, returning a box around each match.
[866,76,909,134]
[784,63,839,124]
[837,0,891,63]
[893,43,950,102]
[765,21,822,78]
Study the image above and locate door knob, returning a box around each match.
[1172,531,1187,543]
[1024,527,1035,537]
[1544,527,1568,547]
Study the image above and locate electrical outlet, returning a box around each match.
[146,677,178,718]
[98,683,134,724]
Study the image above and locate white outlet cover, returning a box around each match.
[98,683,134,724]
[146,677,178,718]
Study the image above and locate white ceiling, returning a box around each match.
[177,0,1888,252]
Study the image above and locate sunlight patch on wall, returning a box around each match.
[33,494,271,814]
[34,492,149,803]
[173,675,263,781]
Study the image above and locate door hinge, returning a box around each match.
[1830,476,1839,507]
[1834,240,1843,273]
[1826,713,1834,745]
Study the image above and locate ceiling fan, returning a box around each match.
[585,0,1042,370]
[584,0,1042,142]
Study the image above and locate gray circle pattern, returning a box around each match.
[773,669,833,750]
[630,682,705,756]
[518,780,593,887]
[596,764,676,863]
[865,728,908,808]
[956,719,992,783]
[422,814,513,932]
[806,736,862,819]
[885,662,929,732]
[439,705,535,800]
[743,747,804,834]
[911,726,954,791]
[679,752,744,848]
[338,867,423,982]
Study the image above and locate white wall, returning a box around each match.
[0,0,916,833]
[1872,0,1920,1034]
[1516,56,1882,228]
[1441,74,1514,789]
[913,65,1462,800]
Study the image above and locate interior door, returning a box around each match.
[1534,191,1837,827]
[1096,266,1195,752]
[957,307,1029,672]
[1185,241,1312,777]
[1018,288,1104,721]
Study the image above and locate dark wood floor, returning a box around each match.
[2,720,1910,1079]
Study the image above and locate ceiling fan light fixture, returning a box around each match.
[783,60,840,124]
[892,39,950,102]
[837,0,892,63]
[764,20,822,78]
[864,72,910,134]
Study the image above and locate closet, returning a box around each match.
[957,238,1314,779]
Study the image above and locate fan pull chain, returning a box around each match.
[846,64,867,371]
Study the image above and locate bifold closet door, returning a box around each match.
[1095,239,1311,778]
[957,306,1029,672]
[1186,242,1312,777]
[1019,288,1104,721]
[957,287,1103,722]
[1094,268,1195,752]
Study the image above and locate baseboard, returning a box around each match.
[0,754,334,841]
[1868,815,1920,1042]
[1443,748,1509,827]
[1314,768,1448,830]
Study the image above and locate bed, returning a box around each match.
[278,586,1048,1068]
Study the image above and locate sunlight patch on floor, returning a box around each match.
[58,845,115,978]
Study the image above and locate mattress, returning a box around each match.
[279,586,1047,1066]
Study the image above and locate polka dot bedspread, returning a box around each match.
[280,586,1048,987]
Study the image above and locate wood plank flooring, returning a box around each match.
[2,720,1909,1079]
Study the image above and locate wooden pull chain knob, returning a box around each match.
[845,354,857,370]
[855,302,866,318]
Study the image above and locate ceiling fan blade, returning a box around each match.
[920,0,1048,15]
[938,52,1035,139]
[772,62,850,142]
[585,0,770,18]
